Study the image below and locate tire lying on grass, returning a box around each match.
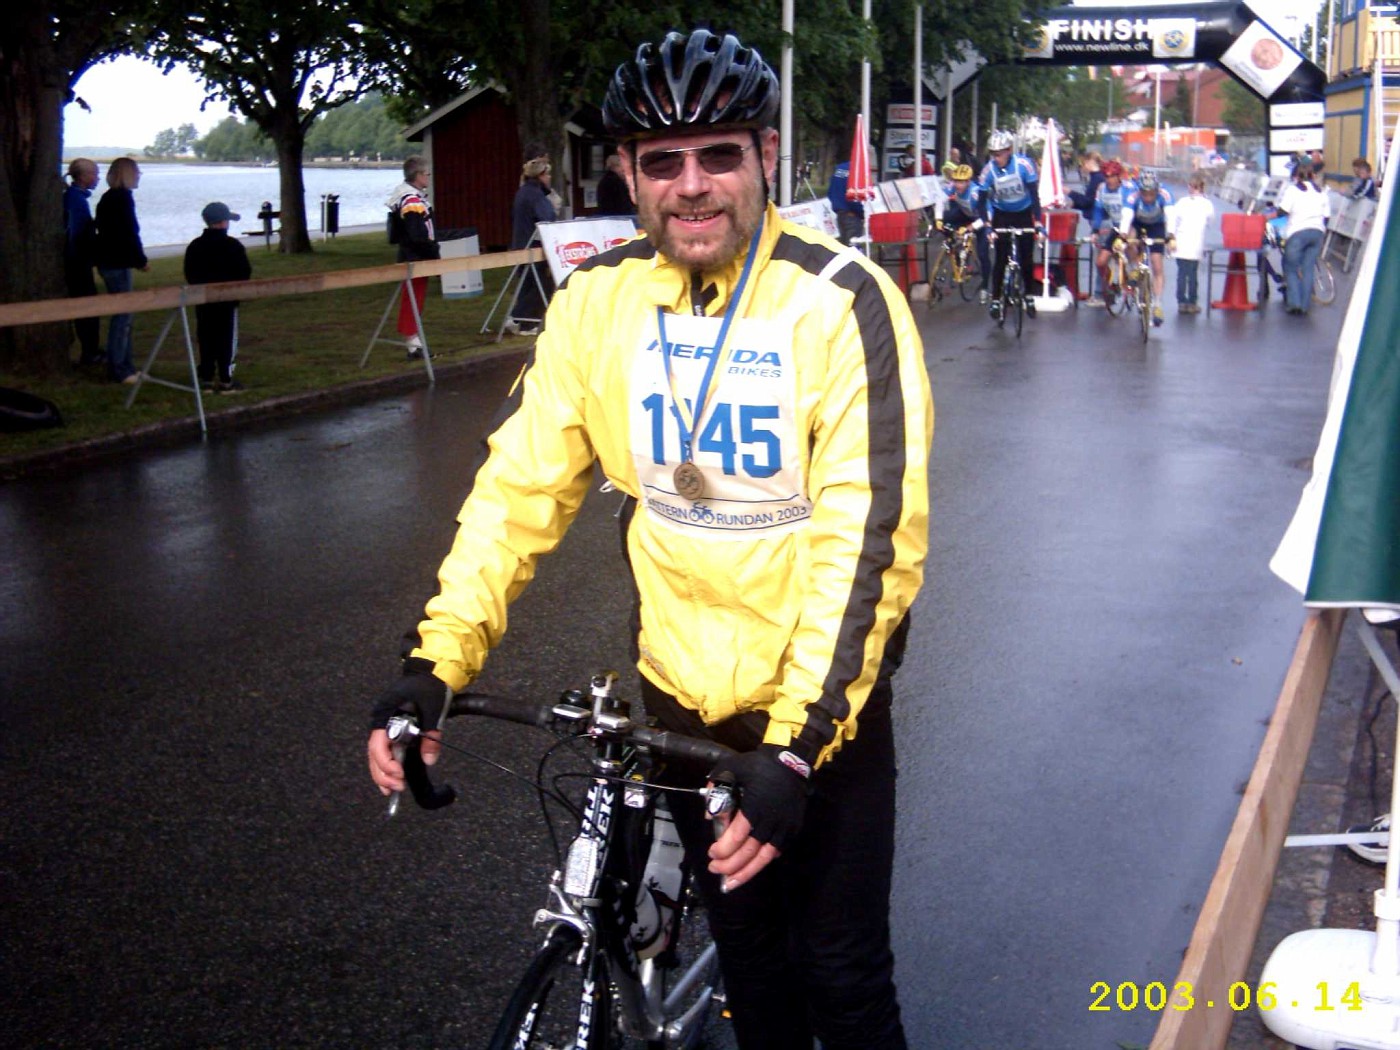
[0,387,64,433]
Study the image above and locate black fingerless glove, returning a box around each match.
[369,657,452,733]
[711,743,813,854]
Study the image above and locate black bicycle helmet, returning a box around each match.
[603,29,780,139]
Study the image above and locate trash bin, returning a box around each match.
[256,202,279,248]
[321,194,340,237]
[1045,209,1079,244]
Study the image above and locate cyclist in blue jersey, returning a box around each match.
[1088,159,1136,306]
[937,164,990,298]
[1117,171,1176,326]
[978,129,1040,321]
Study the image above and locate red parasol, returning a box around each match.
[846,113,876,203]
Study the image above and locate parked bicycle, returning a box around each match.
[1260,217,1337,307]
[929,223,983,303]
[988,226,1040,338]
[386,670,736,1049]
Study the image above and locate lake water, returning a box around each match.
[80,163,400,249]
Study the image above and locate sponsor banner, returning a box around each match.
[1271,101,1326,127]
[535,217,640,285]
[1269,126,1325,152]
[1220,20,1302,98]
[440,234,483,299]
[1022,16,1196,61]
[886,103,936,125]
[885,127,938,151]
[778,199,840,239]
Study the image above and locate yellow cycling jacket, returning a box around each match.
[409,203,932,768]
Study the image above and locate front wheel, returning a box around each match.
[958,243,981,301]
[1103,257,1126,316]
[1313,260,1337,305]
[487,926,614,1050]
[1008,268,1025,338]
[1137,273,1152,342]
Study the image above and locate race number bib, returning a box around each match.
[630,313,812,538]
[994,171,1027,202]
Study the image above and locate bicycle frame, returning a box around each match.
[388,672,733,1049]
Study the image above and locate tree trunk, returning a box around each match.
[512,0,563,183]
[0,18,78,374]
[273,115,313,254]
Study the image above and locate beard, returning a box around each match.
[637,171,766,273]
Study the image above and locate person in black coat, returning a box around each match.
[595,153,634,216]
[94,157,148,384]
[63,158,103,366]
[184,202,253,392]
[508,158,558,334]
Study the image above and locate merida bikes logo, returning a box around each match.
[645,339,784,377]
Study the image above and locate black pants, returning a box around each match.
[991,207,1036,298]
[65,259,101,363]
[642,677,907,1050]
[194,303,239,383]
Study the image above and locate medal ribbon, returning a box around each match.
[656,212,765,464]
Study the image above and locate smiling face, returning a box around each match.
[621,128,777,273]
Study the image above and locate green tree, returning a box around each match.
[147,127,180,157]
[151,1,379,253]
[195,116,274,162]
[1220,76,1267,136]
[0,3,166,373]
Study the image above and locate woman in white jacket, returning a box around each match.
[1276,158,1331,316]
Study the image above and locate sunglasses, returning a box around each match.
[637,143,752,181]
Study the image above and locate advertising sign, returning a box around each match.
[440,234,483,299]
[1269,126,1325,153]
[535,217,640,285]
[886,103,936,125]
[885,128,938,151]
[1022,15,1197,60]
[778,199,840,239]
[1220,20,1303,98]
[1270,102,1326,127]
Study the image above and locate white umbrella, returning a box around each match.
[1033,118,1071,313]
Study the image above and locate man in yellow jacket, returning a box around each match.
[368,29,932,1049]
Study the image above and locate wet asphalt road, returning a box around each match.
[1,246,1351,1049]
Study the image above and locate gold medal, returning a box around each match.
[673,461,706,502]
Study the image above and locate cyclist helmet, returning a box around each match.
[941,160,957,177]
[602,29,779,139]
[1137,171,1159,191]
[1102,159,1123,178]
[952,164,974,181]
[986,129,1015,152]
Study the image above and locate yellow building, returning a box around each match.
[1324,0,1400,181]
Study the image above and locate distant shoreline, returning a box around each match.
[60,152,401,169]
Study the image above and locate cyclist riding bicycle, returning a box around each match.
[939,163,990,299]
[1088,159,1136,306]
[1117,171,1176,326]
[978,128,1041,321]
[365,27,933,1050]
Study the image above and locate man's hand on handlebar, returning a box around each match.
[706,744,812,892]
[367,659,452,794]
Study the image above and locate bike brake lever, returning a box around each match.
[385,714,457,816]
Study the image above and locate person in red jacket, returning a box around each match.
[385,156,439,359]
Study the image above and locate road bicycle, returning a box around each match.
[1123,235,1168,343]
[386,670,737,1049]
[928,223,982,303]
[1260,219,1337,307]
[988,226,1040,338]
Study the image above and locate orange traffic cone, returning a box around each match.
[1212,251,1257,311]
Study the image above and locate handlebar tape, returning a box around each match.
[401,746,457,810]
[630,726,735,767]
[448,692,556,727]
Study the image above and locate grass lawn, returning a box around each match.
[1,232,531,462]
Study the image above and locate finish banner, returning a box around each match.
[1023,14,1199,61]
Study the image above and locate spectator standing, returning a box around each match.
[896,142,936,177]
[825,159,866,246]
[94,157,148,385]
[1276,157,1331,316]
[183,202,252,393]
[1168,173,1214,314]
[385,156,440,359]
[595,153,634,216]
[1351,158,1377,201]
[507,157,557,335]
[63,158,103,366]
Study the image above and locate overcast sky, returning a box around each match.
[63,0,1327,150]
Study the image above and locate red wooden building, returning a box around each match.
[404,83,615,251]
